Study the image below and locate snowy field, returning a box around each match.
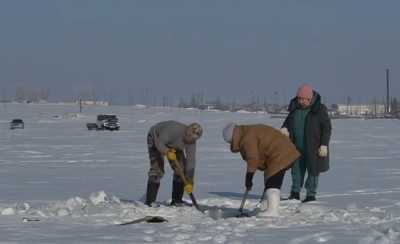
[1,103,400,244]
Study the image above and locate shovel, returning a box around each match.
[119,216,168,225]
[237,187,269,217]
[171,159,202,212]
[255,187,267,208]
[236,189,250,217]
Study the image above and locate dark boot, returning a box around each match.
[288,191,300,200]
[145,181,160,206]
[302,195,316,203]
[170,180,184,205]
[170,180,192,206]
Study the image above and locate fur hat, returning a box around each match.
[297,84,313,98]
[222,123,236,143]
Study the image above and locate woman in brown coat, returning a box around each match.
[222,123,300,216]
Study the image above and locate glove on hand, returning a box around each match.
[245,172,255,190]
[166,149,177,161]
[318,145,328,157]
[280,127,290,137]
[184,183,193,193]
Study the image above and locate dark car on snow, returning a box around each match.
[10,119,24,129]
[86,114,120,131]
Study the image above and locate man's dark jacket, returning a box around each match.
[282,91,332,176]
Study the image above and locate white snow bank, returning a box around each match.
[0,194,400,243]
[360,222,400,244]
[1,193,398,228]
[133,104,147,109]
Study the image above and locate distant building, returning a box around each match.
[333,104,385,116]
[76,100,110,106]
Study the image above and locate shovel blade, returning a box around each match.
[145,216,168,223]
[119,216,168,225]
[236,211,250,218]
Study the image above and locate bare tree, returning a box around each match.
[15,86,26,102]
[39,88,50,101]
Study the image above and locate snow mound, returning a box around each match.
[1,207,16,215]
[90,191,116,205]
[37,119,57,124]
[133,104,147,109]
[0,202,31,216]
[360,223,400,244]
[63,113,88,119]
[1,192,398,243]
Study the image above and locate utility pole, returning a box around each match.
[79,99,83,113]
[346,96,352,115]
[386,68,390,114]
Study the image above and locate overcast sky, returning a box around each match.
[0,0,399,105]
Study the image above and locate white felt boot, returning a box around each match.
[258,188,280,217]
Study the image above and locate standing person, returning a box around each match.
[145,120,203,207]
[281,84,332,203]
[222,123,300,217]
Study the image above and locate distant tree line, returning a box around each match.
[15,86,49,103]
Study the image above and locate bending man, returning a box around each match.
[145,120,203,206]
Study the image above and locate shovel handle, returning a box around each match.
[170,160,190,185]
[171,159,202,212]
[188,193,201,211]
[238,189,250,214]
[259,187,267,204]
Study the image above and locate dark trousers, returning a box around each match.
[146,133,186,184]
[145,133,187,204]
[265,169,286,189]
[291,158,319,197]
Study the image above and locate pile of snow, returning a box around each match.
[1,191,398,230]
[235,110,254,114]
[133,104,147,109]
[361,223,400,244]
[1,202,31,216]
[62,113,88,119]
[137,119,147,123]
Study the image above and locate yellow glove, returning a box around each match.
[166,149,177,161]
[184,183,193,193]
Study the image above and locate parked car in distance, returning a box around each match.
[86,114,120,131]
[10,119,24,129]
[96,114,120,131]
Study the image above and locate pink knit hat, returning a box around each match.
[297,84,313,98]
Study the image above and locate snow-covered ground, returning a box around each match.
[1,103,400,244]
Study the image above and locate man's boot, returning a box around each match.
[302,195,316,203]
[288,191,300,200]
[145,181,160,206]
[171,180,184,206]
[170,180,192,206]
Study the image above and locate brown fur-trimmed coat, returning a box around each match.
[230,124,300,177]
